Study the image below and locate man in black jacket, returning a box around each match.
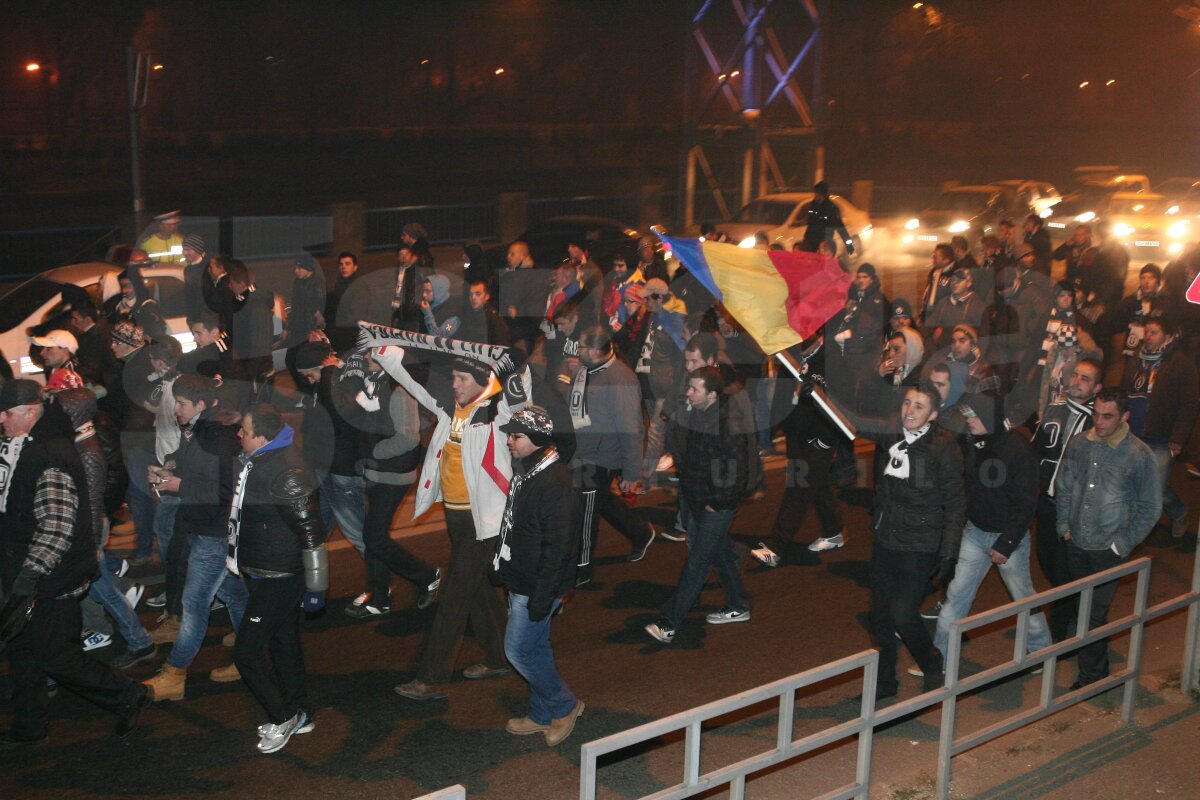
[931,393,1049,666]
[861,384,965,700]
[645,366,752,644]
[229,404,327,754]
[142,375,247,701]
[0,380,150,749]
[494,407,585,746]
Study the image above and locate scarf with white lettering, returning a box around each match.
[0,435,28,513]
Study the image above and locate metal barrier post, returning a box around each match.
[1123,568,1152,723]
[935,625,962,800]
[1183,516,1200,694]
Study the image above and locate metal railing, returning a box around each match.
[580,649,883,800]
[231,214,333,260]
[413,785,467,800]
[580,551,1200,800]
[364,203,498,251]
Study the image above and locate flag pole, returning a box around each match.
[773,350,857,442]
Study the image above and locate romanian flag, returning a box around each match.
[660,236,853,354]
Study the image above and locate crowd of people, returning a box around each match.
[0,200,1194,755]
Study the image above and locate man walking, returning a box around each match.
[571,325,654,584]
[228,404,328,753]
[1055,389,1161,689]
[0,380,151,748]
[645,366,752,644]
[930,393,1049,669]
[493,408,585,746]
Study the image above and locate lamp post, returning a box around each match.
[126,47,152,235]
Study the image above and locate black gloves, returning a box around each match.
[929,556,957,589]
[0,570,39,647]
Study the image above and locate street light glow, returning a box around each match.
[913,2,924,8]
[494,67,505,75]
[25,62,40,72]
[1079,81,1089,88]
[152,64,164,71]
[1105,79,1115,86]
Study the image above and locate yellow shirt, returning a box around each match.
[137,233,185,264]
[439,377,501,509]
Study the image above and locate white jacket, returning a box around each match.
[373,346,527,541]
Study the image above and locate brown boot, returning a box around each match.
[142,664,187,701]
[148,615,180,644]
[545,700,584,746]
[506,716,550,736]
[209,663,240,683]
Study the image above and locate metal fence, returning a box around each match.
[364,203,498,251]
[581,650,882,800]
[413,785,467,800]
[579,551,1200,800]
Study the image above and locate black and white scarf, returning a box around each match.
[883,423,931,480]
[569,353,615,429]
[0,435,29,514]
[492,447,559,570]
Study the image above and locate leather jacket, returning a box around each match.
[234,439,324,575]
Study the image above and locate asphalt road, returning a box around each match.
[2,446,1197,800]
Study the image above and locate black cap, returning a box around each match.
[0,379,43,411]
[294,341,332,371]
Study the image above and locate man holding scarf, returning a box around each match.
[493,407,585,746]
[571,325,654,584]
[370,340,527,701]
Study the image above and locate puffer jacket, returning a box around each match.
[670,398,751,510]
[870,423,966,557]
[233,428,324,576]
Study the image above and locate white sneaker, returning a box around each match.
[82,630,113,651]
[750,544,781,568]
[124,583,145,610]
[705,607,751,625]
[258,714,315,737]
[807,533,845,552]
[919,600,943,621]
[257,711,308,753]
[655,454,674,473]
[907,665,925,677]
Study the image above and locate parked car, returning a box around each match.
[714,192,873,259]
[485,215,643,271]
[0,261,286,381]
[901,184,1030,248]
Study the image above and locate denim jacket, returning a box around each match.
[1054,423,1161,556]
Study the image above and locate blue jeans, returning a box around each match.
[1149,443,1186,522]
[660,497,748,628]
[167,535,249,670]
[504,593,576,725]
[85,548,153,651]
[123,444,157,558]
[319,472,367,556]
[934,522,1052,660]
[154,494,180,569]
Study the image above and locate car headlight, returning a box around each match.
[948,220,970,233]
[1112,222,1134,238]
[738,236,756,248]
[1168,221,1189,239]
[1074,211,1096,223]
[1167,205,1180,215]
[1169,242,1185,254]
[903,234,914,244]
[1039,207,1054,218]
[904,218,920,230]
